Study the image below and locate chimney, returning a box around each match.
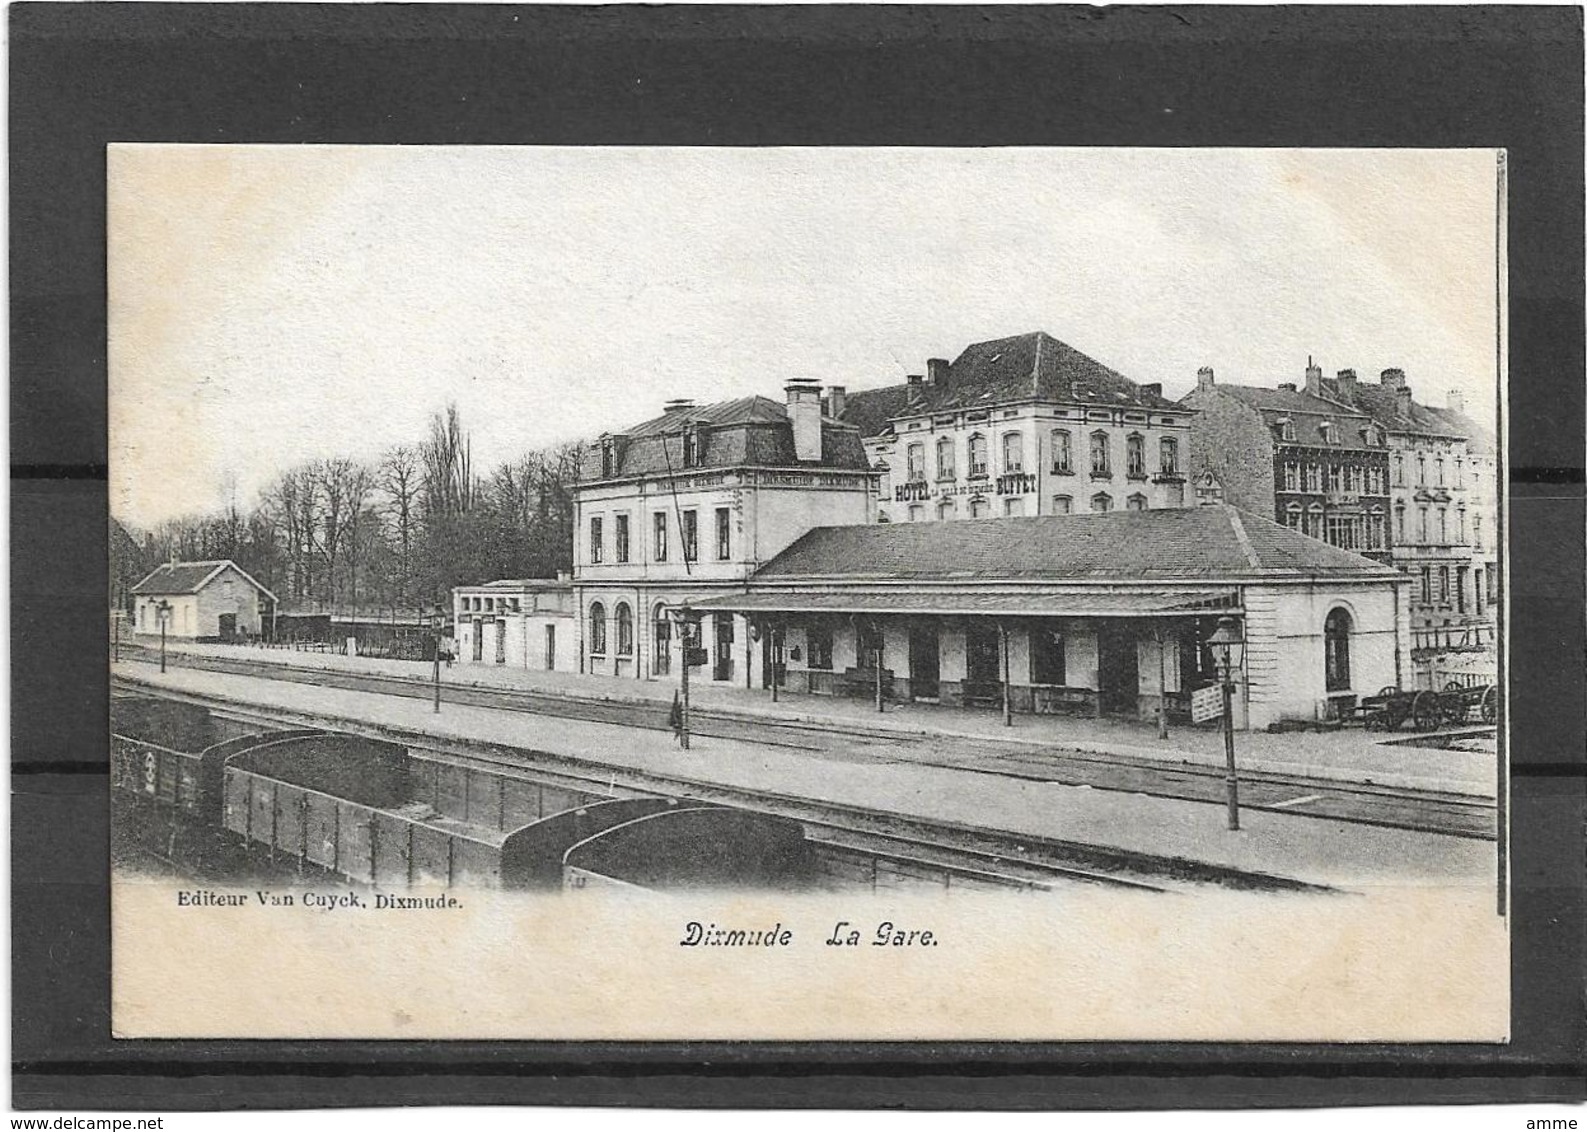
[826,385,847,419]
[1447,389,1465,416]
[1196,366,1215,390]
[785,377,823,462]
[1336,368,1358,398]
[663,398,695,414]
[1140,382,1162,400]
[1304,357,1323,398]
[1379,367,1405,390]
[906,373,923,387]
[926,358,950,386]
[1278,382,1298,393]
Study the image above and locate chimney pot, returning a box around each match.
[926,358,950,386]
[1304,362,1323,398]
[1196,366,1215,389]
[785,378,823,462]
[1380,367,1406,390]
[1336,368,1358,383]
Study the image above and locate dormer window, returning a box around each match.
[1319,421,1337,445]
[601,437,617,479]
[1277,419,1296,442]
[681,426,699,468]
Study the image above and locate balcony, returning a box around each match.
[1152,471,1185,484]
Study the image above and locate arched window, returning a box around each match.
[935,436,955,480]
[968,433,989,478]
[937,499,955,520]
[1159,436,1178,476]
[969,497,989,519]
[1052,495,1073,515]
[588,602,607,654]
[1126,433,1146,478]
[1324,607,1352,692]
[615,602,633,655]
[1090,492,1113,513]
[1090,431,1111,477]
[1126,493,1148,512]
[1001,432,1023,474]
[1283,502,1303,530]
[1051,430,1072,474]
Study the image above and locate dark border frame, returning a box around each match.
[11,3,1585,1111]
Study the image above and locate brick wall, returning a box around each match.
[1180,389,1276,514]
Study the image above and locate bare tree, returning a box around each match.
[379,445,422,611]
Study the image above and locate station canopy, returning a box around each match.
[691,590,1240,619]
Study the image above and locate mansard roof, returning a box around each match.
[839,331,1179,439]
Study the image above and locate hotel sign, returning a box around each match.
[895,473,1037,503]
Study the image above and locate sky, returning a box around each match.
[108,146,1503,530]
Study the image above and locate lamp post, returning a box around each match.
[1207,614,1245,831]
[156,600,172,674]
[431,609,445,713]
[670,604,694,749]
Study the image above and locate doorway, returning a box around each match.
[471,618,484,662]
[908,622,941,701]
[964,623,1001,706]
[1097,626,1140,714]
[495,620,507,664]
[217,613,237,641]
[713,615,735,682]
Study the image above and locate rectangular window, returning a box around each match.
[1051,431,1072,474]
[1002,432,1023,474]
[1126,435,1146,478]
[589,516,604,564]
[1421,566,1432,605]
[1474,514,1483,551]
[969,435,989,478]
[1439,565,1451,604]
[1090,433,1111,477]
[909,504,925,522]
[1394,455,1405,486]
[1283,463,1300,492]
[806,624,834,670]
[1456,567,1467,613]
[715,507,731,560]
[1052,495,1073,515]
[906,443,925,482]
[1159,437,1178,476]
[614,514,630,563]
[653,513,668,562]
[1437,508,1448,543]
[1348,466,1364,493]
[1328,466,1344,494]
[681,509,698,562]
[1306,465,1322,493]
[1003,498,1025,517]
[1418,507,1428,543]
[1030,627,1066,685]
[936,438,955,480]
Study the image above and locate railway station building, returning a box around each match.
[693,505,1412,731]
[572,379,876,685]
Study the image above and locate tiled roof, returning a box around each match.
[693,590,1240,617]
[587,395,870,479]
[837,331,1177,439]
[1321,381,1466,439]
[132,560,277,600]
[753,505,1398,582]
[1207,384,1377,447]
[1431,406,1497,456]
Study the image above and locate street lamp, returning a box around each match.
[1207,614,1245,831]
[155,600,172,674]
[431,609,445,713]
[667,604,695,749]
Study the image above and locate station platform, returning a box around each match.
[113,653,1499,894]
[146,640,1498,798]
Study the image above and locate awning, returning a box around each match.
[690,590,1240,619]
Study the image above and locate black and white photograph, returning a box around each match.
[106,144,1508,1041]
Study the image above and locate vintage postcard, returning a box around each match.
[108,146,1508,1040]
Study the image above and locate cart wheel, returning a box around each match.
[1442,694,1469,726]
[1480,685,1497,724]
[1444,680,1463,693]
[1411,691,1443,732]
[1379,685,1400,697]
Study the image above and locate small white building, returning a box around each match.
[452,578,576,672]
[131,560,276,641]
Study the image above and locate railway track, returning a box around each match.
[113,646,1497,842]
[115,673,1332,894]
